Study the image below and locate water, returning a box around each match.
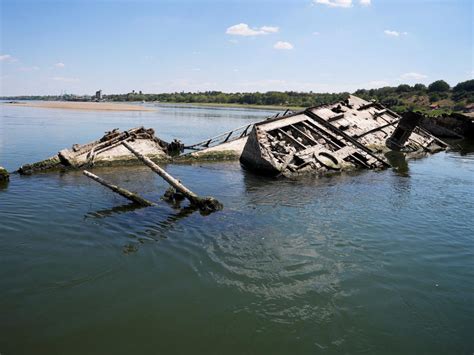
[1,103,473,354]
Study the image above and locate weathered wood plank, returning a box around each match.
[122,141,222,213]
[83,170,155,207]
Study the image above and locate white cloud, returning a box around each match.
[384,30,399,37]
[384,30,408,37]
[313,0,370,8]
[260,26,279,33]
[313,31,321,36]
[274,41,294,50]
[52,76,79,83]
[314,0,353,8]
[54,62,65,68]
[0,54,17,62]
[226,23,279,36]
[401,72,428,80]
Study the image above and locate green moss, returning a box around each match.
[175,151,240,162]
[91,154,171,167]
[18,156,63,174]
[0,166,9,181]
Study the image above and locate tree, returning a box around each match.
[413,83,427,91]
[428,80,450,92]
[396,84,412,93]
[453,79,474,92]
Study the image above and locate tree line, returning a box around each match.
[2,79,473,112]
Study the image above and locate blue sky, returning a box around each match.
[1,0,472,95]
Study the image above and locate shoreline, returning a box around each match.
[157,102,304,111]
[2,100,303,112]
[3,101,156,112]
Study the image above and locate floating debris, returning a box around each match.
[240,95,448,177]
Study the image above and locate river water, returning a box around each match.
[0,103,473,354]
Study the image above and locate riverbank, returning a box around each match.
[156,102,304,111]
[3,101,156,111]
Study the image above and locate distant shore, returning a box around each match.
[158,102,304,111]
[3,100,303,112]
[3,101,156,112]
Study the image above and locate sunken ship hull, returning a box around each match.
[18,127,172,175]
[240,95,448,177]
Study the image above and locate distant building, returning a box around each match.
[95,90,102,101]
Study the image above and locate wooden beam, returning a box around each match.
[277,128,307,149]
[83,170,155,207]
[122,141,222,213]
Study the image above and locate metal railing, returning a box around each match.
[183,109,293,152]
[184,122,257,151]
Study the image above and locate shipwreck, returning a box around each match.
[17,95,449,178]
[239,96,448,176]
[18,127,180,175]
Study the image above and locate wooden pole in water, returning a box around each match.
[83,170,155,207]
[122,141,222,213]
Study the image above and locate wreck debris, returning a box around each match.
[181,122,257,161]
[420,112,474,139]
[19,127,171,175]
[18,156,62,175]
[0,166,9,191]
[16,96,450,180]
[0,167,9,185]
[240,95,448,177]
[83,170,155,207]
[122,141,223,213]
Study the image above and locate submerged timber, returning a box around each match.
[18,95,449,177]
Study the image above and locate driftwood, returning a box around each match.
[122,141,222,213]
[83,170,155,207]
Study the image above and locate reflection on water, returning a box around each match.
[85,202,151,219]
[1,104,473,354]
[446,137,474,156]
[385,150,409,176]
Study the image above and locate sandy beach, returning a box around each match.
[4,101,156,112]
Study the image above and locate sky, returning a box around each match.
[0,0,472,96]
